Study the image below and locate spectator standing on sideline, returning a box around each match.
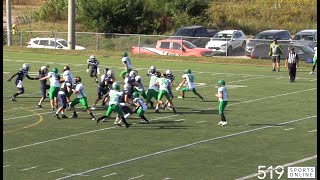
[309,47,317,74]
[268,39,283,72]
[285,48,299,83]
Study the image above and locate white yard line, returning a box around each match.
[3,165,11,168]
[20,166,38,171]
[128,175,144,180]
[174,119,185,122]
[47,168,64,174]
[102,173,117,177]
[235,155,317,180]
[196,121,206,124]
[284,128,295,131]
[308,129,317,132]
[55,115,316,180]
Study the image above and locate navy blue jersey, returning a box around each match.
[60,82,72,94]
[15,68,28,81]
[87,59,99,69]
[38,70,48,87]
[166,74,175,84]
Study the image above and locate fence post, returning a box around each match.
[138,35,141,54]
[20,31,23,47]
[96,32,99,51]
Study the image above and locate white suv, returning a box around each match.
[205,30,246,55]
[27,37,86,50]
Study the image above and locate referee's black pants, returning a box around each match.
[288,63,297,82]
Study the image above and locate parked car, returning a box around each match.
[250,43,315,61]
[245,30,292,56]
[205,30,246,55]
[132,39,213,57]
[291,29,317,50]
[27,37,86,50]
[171,25,219,48]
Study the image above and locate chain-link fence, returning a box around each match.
[3,30,316,58]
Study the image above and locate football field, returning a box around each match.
[3,51,317,180]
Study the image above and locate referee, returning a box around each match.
[285,48,299,83]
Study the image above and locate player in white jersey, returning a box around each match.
[177,69,204,101]
[216,80,228,126]
[153,73,176,114]
[69,76,96,120]
[146,65,157,77]
[61,66,74,103]
[132,92,149,123]
[39,67,61,111]
[120,52,133,79]
[96,82,132,128]
[134,75,147,99]
[163,69,175,110]
[86,55,100,83]
[145,71,161,108]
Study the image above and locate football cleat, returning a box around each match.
[71,114,78,119]
[309,71,314,75]
[90,105,96,110]
[91,117,96,121]
[221,121,228,126]
[177,96,184,99]
[125,123,132,128]
[54,113,61,119]
[37,105,42,108]
[217,121,223,125]
[61,114,69,118]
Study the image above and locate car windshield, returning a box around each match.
[253,34,274,40]
[174,29,196,37]
[300,45,315,54]
[57,40,68,47]
[182,41,197,49]
[292,34,314,41]
[213,33,232,39]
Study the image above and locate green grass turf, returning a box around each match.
[3,50,317,180]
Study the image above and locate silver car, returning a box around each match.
[205,30,246,55]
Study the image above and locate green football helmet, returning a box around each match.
[217,80,225,87]
[122,52,128,57]
[132,92,139,98]
[184,69,191,74]
[112,82,120,90]
[51,68,58,73]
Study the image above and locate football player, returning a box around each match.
[39,68,61,111]
[153,72,176,114]
[132,92,149,123]
[7,63,39,101]
[120,52,133,79]
[134,75,147,99]
[37,65,50,108]
[145,71,161,108]
[146,65,157,77]
[96,82,132,128]
[163,69,175,110]
[86,55,100,83]
[91,69,112,110]
[216,80,228,126]
[54,80,72,119]
[69,76,96,120]
[177,69,204,101]
[61,66,75,103]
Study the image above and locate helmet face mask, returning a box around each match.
[150,65,156,73]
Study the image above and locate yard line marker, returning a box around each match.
[235,155,317,180]
[47,168,64,174]
[310,79,317,81]
[308,129,317,132]
[3,165,11,168]
[284,128,295,131]
[3,114,178,152]
[162,178,171,180]
[20,166,38,171]
[55,115,316,180]
[102,173,117,177]
[129,175,144,180]
[196,121,206,123]
[174,119,185,122]
[62,173,89,176]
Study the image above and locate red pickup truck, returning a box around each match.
[131,39,213,57]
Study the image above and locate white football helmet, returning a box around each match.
[40,66,47,71]
[107,70,114,77]
[149,65,156,73]
[129,70,137,78]
[22,63,30,71]
[165,69,172,75]
[90,55,96,60]
[135,75,141,82]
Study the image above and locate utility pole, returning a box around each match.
[68,0,75,49]
[6,0,13,46]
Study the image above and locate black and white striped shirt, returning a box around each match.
[287,52,299,64]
